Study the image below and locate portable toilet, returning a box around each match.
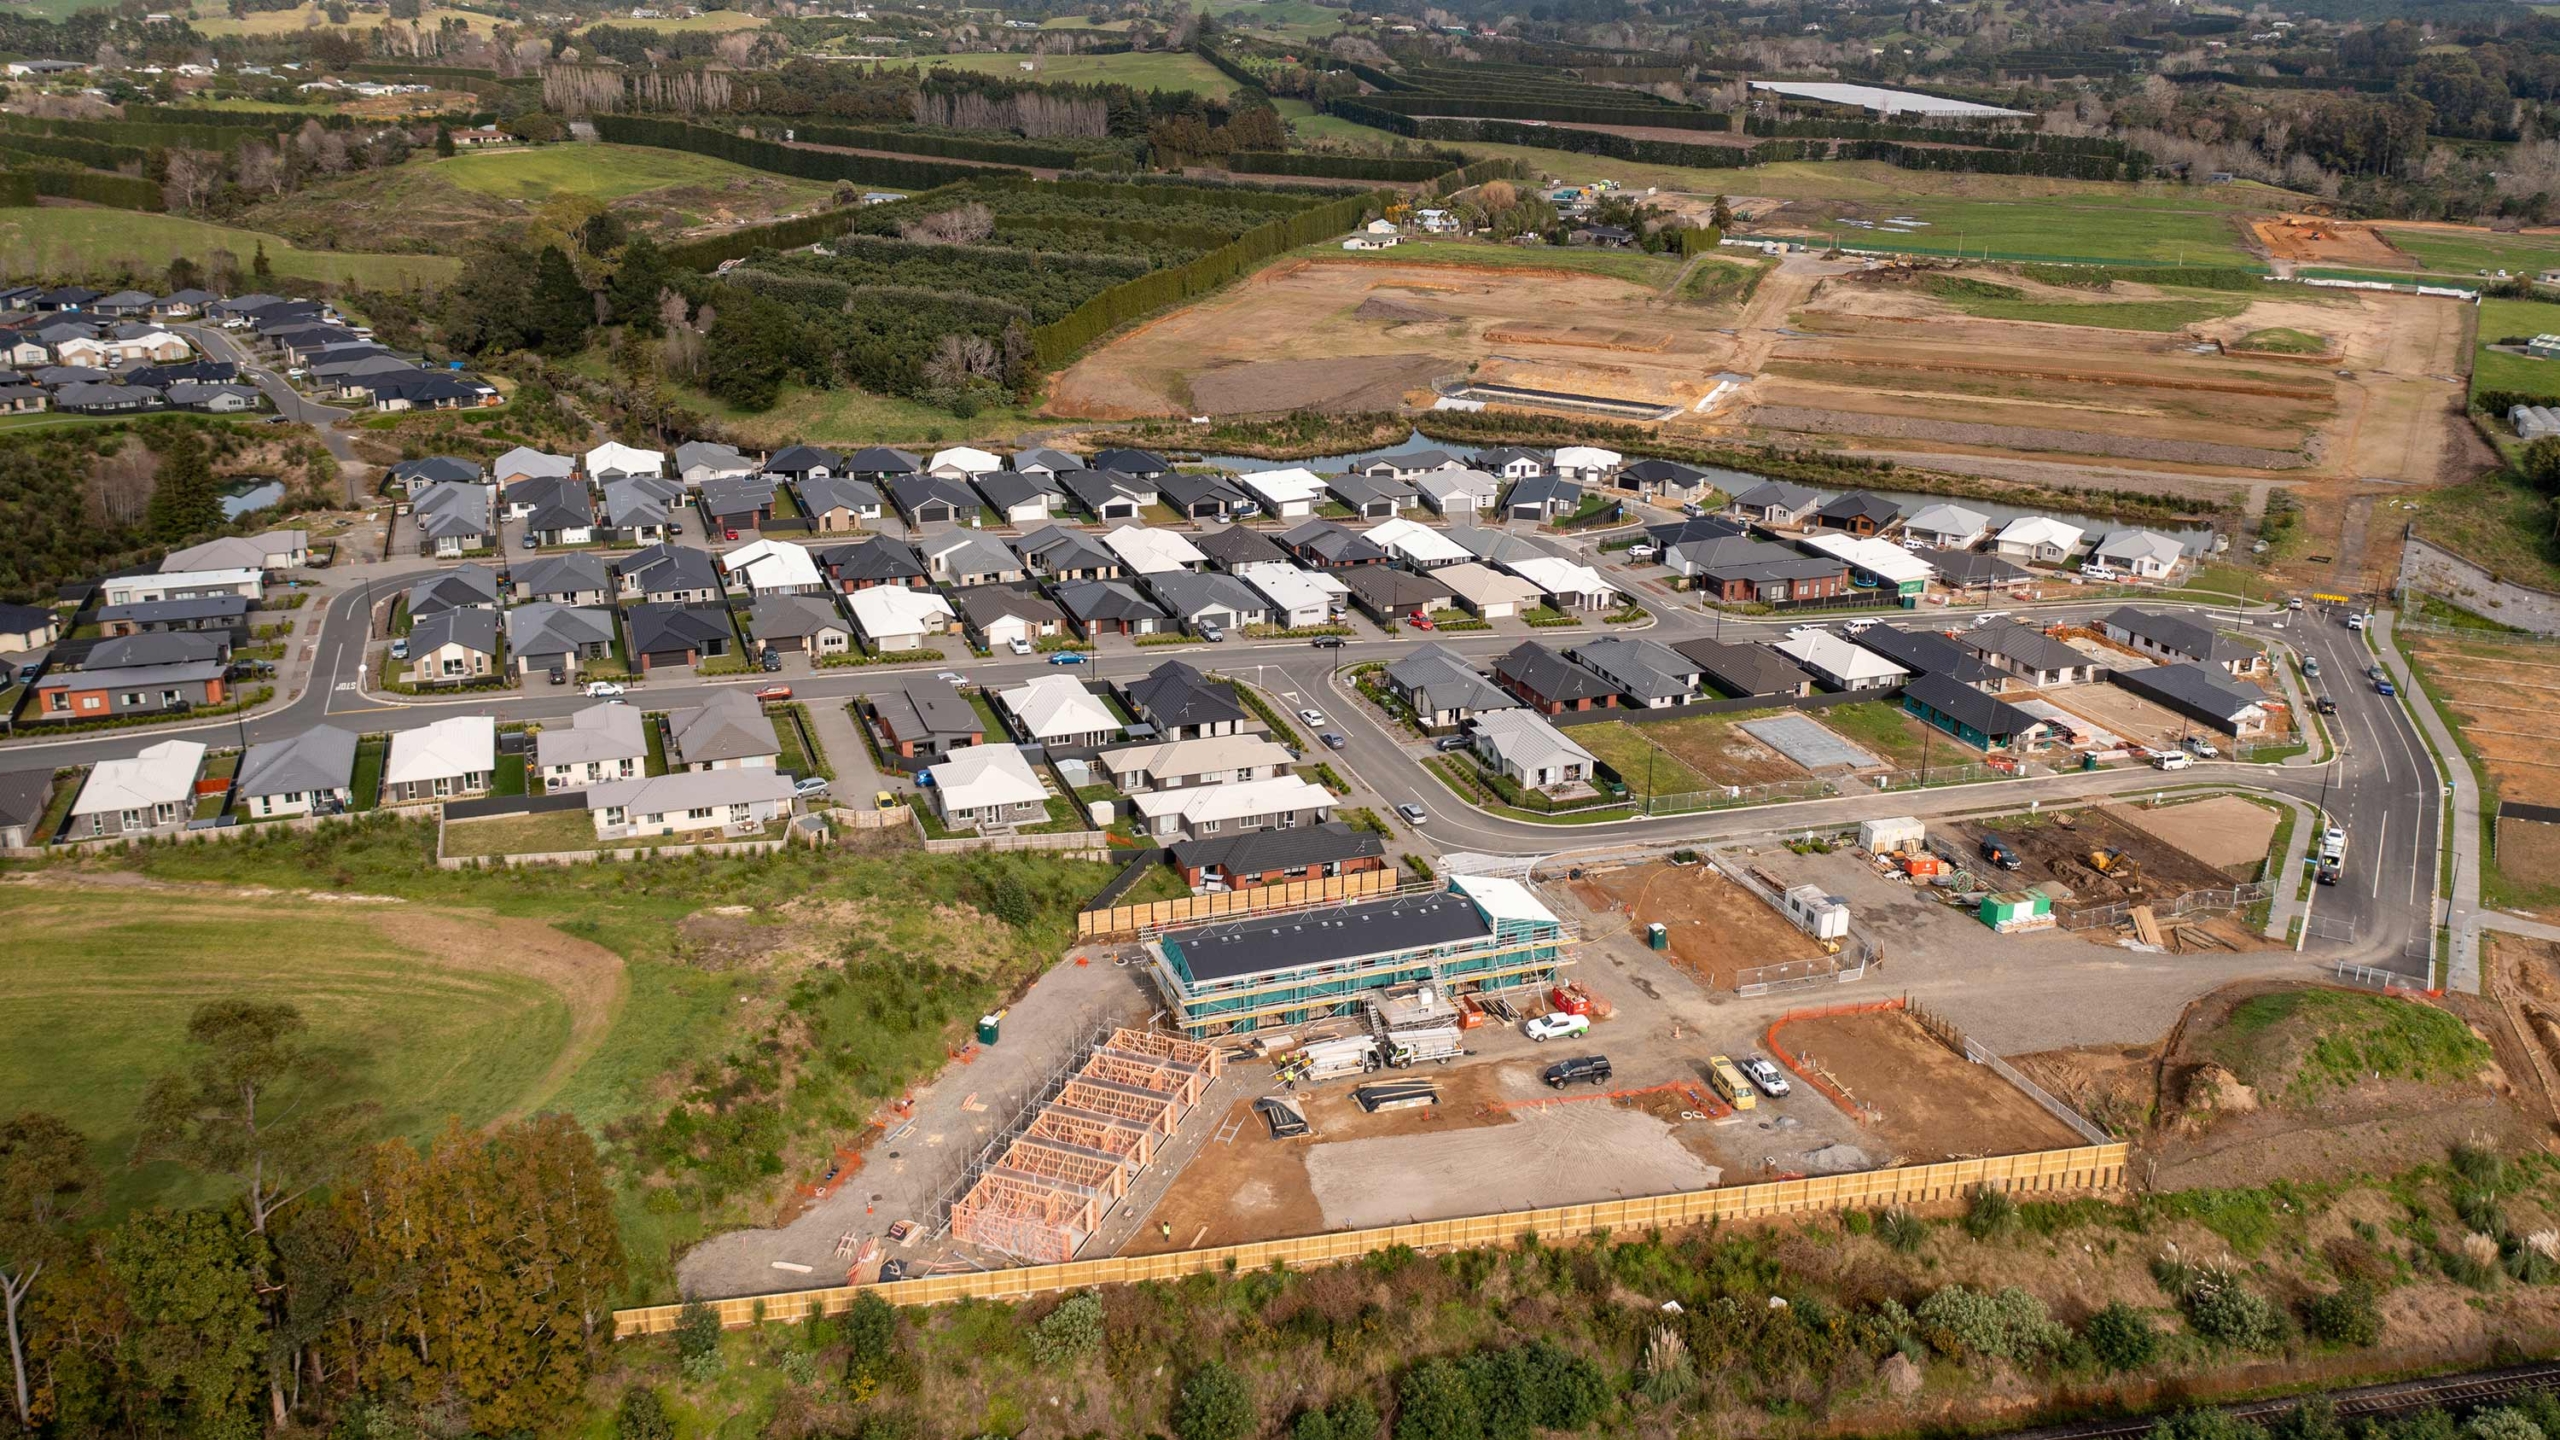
[1646,922,1669,950]
[976,1012,1002,1045]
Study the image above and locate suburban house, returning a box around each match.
[1327,472,1417,519]
[1099,734,1295,793]
[96,595,249,638]
[1478,447,1547,481]
[1363,517,1472,569]
[1849,625,2006,691]
[721,539,826,597]
[868,680,985,761]
[1549,445,1621,482]
[1195,525,1291,574]
[845,446,921,482]
[1237,562,1338,629]
[1013,525,1122,582]
[1902,503,1992,550]
[163,529,308,573]
[1355,449,1464,483]
[1342,566,1456,623]
[1470,709,1600,791]
[1921,547,2033,596]
[747,595,854,656]
[1238,467,1329,519]
[587,769,795,841]
[391,455,482,493]
[512,553,613,607]
[1170,823,1388,892]
[1385,644,1519,730]
[1283,520,1387,570]
[1092,447,1170,480]
[407,563,500,620]
[676,440,759,486]
[1797,533,1934,604]
[232,725,357,820]
[1616,459,1711,500]
[1503,474,1584,521]
[1415,468,1503,517]
[412,481,495,556]
[1813,492,1902,537]
[1568,637,1701,708]
[382,716,495,804]
[1450,528,1559,569]
[80,632,229,670]
[667,690,781,771]
[1130,774,1335,841]
[101,568,260,608]
[1994,516,2085,565]
[699,476,779,533]
[2111,662,2271,736]
[972,470,1064,525]
[817,535,930,592]
[600,480,672,545]
[846,586,956,652]
[1962,620,2101,686]
[616,544,726,605]
[2096,608,2265,675]
[0,769,52,848]
[887,474,983,526]
[1435,562,1541,620]
[1494,642,1620,714]
[1123,661,1249,739]
[68,739,205,837]
[1012,446,1083,476]
[999,674,1125,749]
[1666,536,1852,605]
[584,440,664,480]
[928,445,1003,479]
[2093,530,2186,580]
[1145,570,1270,635]
[1727,479,1825,528]
[1501,556,1622,611]
[536,702,649,792]
[1061,468,1158,520]
[958,586,1067,650]
[798,476,885,532]
[504,603,617,678]
[920,531,1027,588]
[506,476,596,547]
[1053,579,1168,638]
[1774,629,1908,691]
[1901,672,2051,752]
[1103,525,1208,576]
[928,743,1049,829]
[0,601,58,653]
[625,603,737,671]
[404,608,499,686]
[1671,637,1817,698]
[1158,472,1255,520]
[763,444,841,483]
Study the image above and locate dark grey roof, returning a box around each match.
[698,475,777,515]
[0,768,49,833]
[1157,471,1249,513]
[1326,472,1415,507]
[1670,637,1815,696]
[1341,566,1455,610]
[1284,520,1385,566]
[1904,672,2043,739]
[1964,620,2088,674]
[1163,891,1492,983]
[1479,446,1546,471]
[1144,569,1266,621]
[1171,821,1386,879]
[1816,491,1901,526]
[1194,524,1290,571]
[1493,641,1616,703]
[408,563,500,617]
[237,724,359,798]
[626,602,733,654]
[957,584,1063,629]
[1621,458,1709,486]
[411,606,498,657]
[1059,468,1155,513]
[2100,607,2254,667]
[97,595,249,627]
[1646,515,1751,548]
[1053,579,1166,624]
[1385,643,1517,716]
[0,601,53,636]
[870,679,981,741]
[1850,626,2003,688]
[1125,660,1249,729]
[1504,475,1583,510]
[506,603,617,660]
[1733,479,1824,512]
[616,543,725,596]
[1919,547,2032,586]
[1093,447,1169,476]
[816,535,925,585]
[1013,446,1084,473]
[2112,662,2267,727]
[512,552,611,598]
[766,444,843,475]
[887,473,980,518]
[797,475,882,516]
[84,632,224,669]
[845,446,920,476]
[1567,636,1698,703]
[392,455,480,485]
[1011,525,1117,575]
[508,476,594,532]
[1671,535,1845,584]
[748,595,848,639]
[972,469,1063,514]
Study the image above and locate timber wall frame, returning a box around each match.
[615,1142,2129,1336]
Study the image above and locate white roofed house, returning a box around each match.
[235,725,358,819]
[1238,466,1330,519]
[1363,516,1472,569]
[927,445,1003,479]
[101,568,261,608]
[584,440,665,479]
[163,529,308,573]
[998,673,1125,749]
[1902,503,1992,550]
[536,702,649,792]
[1236,562,1337,629]
[2092,530,2185,580]
[1130,773,1335,841]
[587,768,796,842]
[1415,468,1502,517]
[1774,629,1909,691]
[1102,524,1207,576]
[847,585,956,653]
[490,446,576,487]
[720,539,826,596]
[1502,555,1623,611]
[1549,445,1621,482]
[69,739,206,837]
[382,715,495,804]
[928,742,1048,829]
[1994,516,2085,566]
[1099,734,1296,793]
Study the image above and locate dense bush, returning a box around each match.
[2181,1268,2289,1349]
[2086,1301,2163,1371]
[1176,1361,1256,1440]
[2303,1283,2383,1346]
[1028,1291,1103,1367]
[1914,1285,2069,1360]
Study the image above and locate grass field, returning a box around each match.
[0,886,578,1216]
[889,50,1237,97]
[2208,986,2490,1101]
[656,373,1047,446]
[0,207,458,287]
[2239,326,2328,354]
[188,1,488,35]
[2471,296,2560,399]
[2371,223,2560,278]
[2414,472,2560,594]
[437,143,826,204]
[1570,721,1711,798]
[1199,0,1342,39]
[1296,235,1685,286]
[1272,97,1408,145]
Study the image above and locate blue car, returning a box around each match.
[1049,651,1089,665]
[2375,677,2396,697]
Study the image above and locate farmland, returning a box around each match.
[2400,627,2560,912]
[437,143,831,204]
[887,49,1240,97]
[186,1,489,36]
[0,207,459,287]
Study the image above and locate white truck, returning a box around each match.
[2316,826,2348,887]
[1288,1036,1381,1083]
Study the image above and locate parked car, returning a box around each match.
[1625,544,1656,561]
[1524,1013,1591,1043]
[2182,735,2220,758]
[1308,636,1346,649]
[1008,638,1033,656]
[1321,732,1346,750]
[875,790,904,809]
[2078,564,2118,581]
[2153,750,2194,771]
[389,638,408,660]
[547,665,566,686]
[1298,708,1327,725]
[1396,803,1429,826]
[1200,624,1224,642]
[583,680,626,698]
[936,671,967,686]
[754,684,793,702]
[1542,1054,1612,1088]
[723,528,739,542]
[520,536,540,550]
[759,651,783,672]
[1406,614,1434,631]
[1048,651,1088,666]
[791,776,831,799]
[1741,1055,1792,1099]
[1433,734,1472,752]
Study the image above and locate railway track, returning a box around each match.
[2001,1361,2560,1440]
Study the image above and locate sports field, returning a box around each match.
[890,50,1237,97]
[0,886,604,1215]
[438,143,828,204]
[0,208,458,287]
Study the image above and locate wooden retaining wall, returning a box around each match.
[1075,868,1402,939]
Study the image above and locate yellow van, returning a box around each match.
[1707,1055,1756,1110]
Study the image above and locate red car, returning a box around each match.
[724,528,740,541]
[1406,614,1435,631]
[754,684,794,702]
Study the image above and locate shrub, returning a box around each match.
[844,1290,900,1393]
[674,1301,721,1360]
[1964,1185,2018,1240]
[1029,1292,1105,1368]
[1638,1325,1696,1405]
[2467,1410,2547,1440]
[1296,1393,1382,1440]
[679,1348,724,1385]
[1396,1358,1479,1440]
[2154,1408,2272,1440]
[1875,1207,1927,1253]
[2084,1302,2161,1372]
[1176,1361,1256,1440]
[2303,1283,2382,1347]
[1915,1285,2068,1361]
[2183,1268,2287,1349]
[616,1387,672,1440]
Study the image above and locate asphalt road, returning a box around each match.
[180,323,370,509]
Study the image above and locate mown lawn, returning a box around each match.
[1570,720,1710,798]
[2372,222,2560,278]
[884,50,1237,97]
[436,144,830,204]
[0,208,457,287]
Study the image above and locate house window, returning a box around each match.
[120,692,140,707]
[161,690,180,706]
[434,777,452,797]
[1199,818,1219,834]
[687,806,714,820]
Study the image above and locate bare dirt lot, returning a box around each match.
[1959,805,2256,911]
[2113,794,2281,873]
[2251,214,2416,270]
[1637,710,1823,785]
[1772,1005,2086,1162]
[1047,257,1736,419]
[2406,634,2560,806]
[1572,860,1828,990]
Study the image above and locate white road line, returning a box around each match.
[2370,812,2390,901]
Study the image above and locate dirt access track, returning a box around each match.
[1046,256,1743,420]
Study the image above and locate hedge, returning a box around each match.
[1193,44,1271,100]
[1323,98,1420,137]
[0,131,147,169]
[1000,212,1237,250]
[0,171,36,207]
[1364,93,1731,130]
[1411,118,2146,180]
[124,102,351,130]
[1432,154,1537,197]
[0,113,262,153]
[1338,60,1407,93]
[1226,149,1456,181]
[2475,388,2560,415]
[590,113,1024,192]
[26,165,161,211]
[764,119,1094,170]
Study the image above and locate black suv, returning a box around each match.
[1308,636,1346,649]
[1543,1054,1612,1089]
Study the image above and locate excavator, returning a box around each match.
[2087,848,2144,890]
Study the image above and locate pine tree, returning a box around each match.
[434,123,455,157]
[143,428,219,544]
[529,245,594,356]
[607,235,669,333]
[251,241,271,280]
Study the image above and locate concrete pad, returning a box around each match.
[1740,713,1878,771]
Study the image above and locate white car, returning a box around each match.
[1007,638,1033,656]
[1741,1055,1792,1098]
[791,776,832,799]
[936,671,967,686]
[1524,1013,1591,1043]
[2182,736,2220,759]
[2347,613,2369,632]
[582,680,626,698]
[1298,708,1327,725]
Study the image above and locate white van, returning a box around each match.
[2153,751,2194,771]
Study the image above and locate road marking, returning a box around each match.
[2370,812,2390,901]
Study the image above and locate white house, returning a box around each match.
[1238,467,1330,519]
[382,715,496,803]
[1994,516,2085,566]
[1362,517,1472,568]
[1468,710,1598,790]
[1901,503,1990,550]
[1775,629,1909,690]
[162,529,308,573]
[997,674,1124,748]
[1099,734,1296,793]
[587,768,794,841]
[536,702,649,792]
[2092,530,2185,580]
[1129,774,1335,840]
[720,539,825,596]
[1549,445,1622,482]
[584,440,665,479]
[1102,525,1207,575]
[69,739,205,837]
[1415,468,1503,517]
[928,742,1048,828]
[1236,562,1339,629]
[926,445,1003,479]
[101,568,261,607]
[846,586,955,651]
[1501,555,1622,611]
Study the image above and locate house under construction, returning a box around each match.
[948,1027,1222,1263]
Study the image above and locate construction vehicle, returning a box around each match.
[2317,826,2348,886]
[2087,848,2142,882]
[1281,1035,1381,1084]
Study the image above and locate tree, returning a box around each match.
[166,255,200,293]
[1396,1358,1478,1440]
[529,245,594,356]
[618,1386,673,1440]
[434,122,455,157]
[0,1114,96,1427]
[2085,1300,2161,1372]
[702,296,792,411]
[144,424,220,543]
[132,999,377,1236]
[2303,1283,2381,1347]
[1711,193,1734,229]
[607,235,669,333]
[2519,435,2560,497]
[251,241,271,280]
[1175,1360,1255,1440]
[105,1205,268,1439]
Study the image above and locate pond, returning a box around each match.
[220,480,284,520]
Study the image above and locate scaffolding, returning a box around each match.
[948,1027,1223,1264]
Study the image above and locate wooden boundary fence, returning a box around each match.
[1075,868,1400,938]
[609,1141,2126,1337]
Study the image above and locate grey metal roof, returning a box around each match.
[1903,671,2041,739]
[1193,524,1290,570]
[1850,626,2004,688]
[0,767,49,833]
[506,603,617,659]
[2111,662,2267,727]
[237,724,358,798]
[1171,821,1385,878]
[1054,579,1165,624]
[1341,566,1454,610]
[845,446,920,476]
[1670,637,1814,696]
[2101,607,2253,667]
[411,606,498,657]
[870,679,982,741]
[1815,490,1901,525]
[1964,620,2088,674]
[83,632,223,669]
[1567,636,1698,703]
[1494,641,1617,703]
[1733,479,1824,512]
[513,552,611,598]
[1917,547,2030,586]
[1125,661,1248,729]
[818,535,925,584]
[1163,891,1492,984]
[408,563,501,617]
[971,469,1061,514]
[1143,569,1266,621]
[1384,643,1517,716]
[748,595,849,639]
[97,595,248,627]
[1011,525,1118,575]
[957,584,1063,629]
[1503,475,1582,510]
[625,602,733,654]
[797,475,882,516]
[1283,520,1385,566]
[668,689,779,764]
[616,544,725,596]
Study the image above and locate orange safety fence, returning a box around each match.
[1764,996,1909,1120]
